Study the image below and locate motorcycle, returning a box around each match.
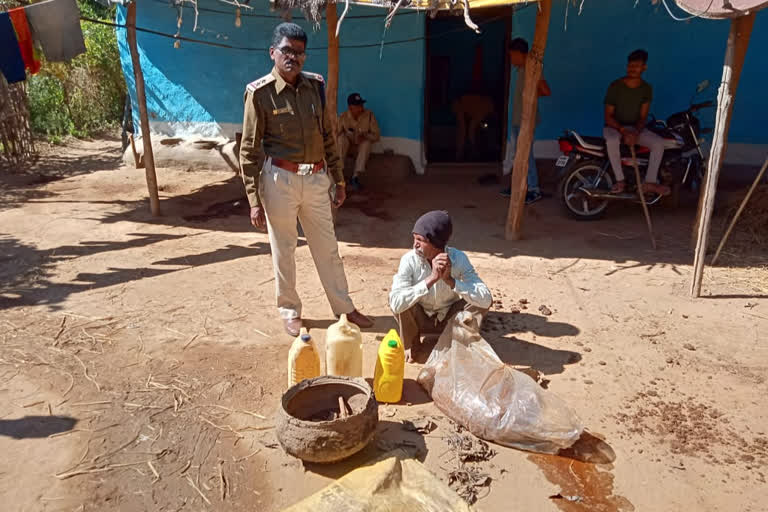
[555,80,714,220]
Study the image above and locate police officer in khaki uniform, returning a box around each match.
[240,23,373,336]
[337,93,380,191]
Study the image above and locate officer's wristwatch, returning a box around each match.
[336,181,346,187]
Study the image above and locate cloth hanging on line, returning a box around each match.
[9,8,42,75]
[0,12,26,84]
[25,0,86,62]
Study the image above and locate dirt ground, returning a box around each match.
[1,137,767,512]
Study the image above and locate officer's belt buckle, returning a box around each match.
[296,163,315,176]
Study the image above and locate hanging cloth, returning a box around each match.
[0,12,26,84]
[25,0,86,62]
[9,8,41,75]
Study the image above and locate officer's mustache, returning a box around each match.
[285,59,299,67]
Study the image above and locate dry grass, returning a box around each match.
[713,185,768,266]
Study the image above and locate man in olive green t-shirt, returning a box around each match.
[603,49,669,196]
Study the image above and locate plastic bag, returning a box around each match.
[282,449,473,512]
[417,311,583,454]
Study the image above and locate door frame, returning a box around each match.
[423,7,514,166]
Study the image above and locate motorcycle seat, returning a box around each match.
[571,131,650,154]
[571,132,604,150]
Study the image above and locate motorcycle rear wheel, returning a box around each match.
[558,161,613,221]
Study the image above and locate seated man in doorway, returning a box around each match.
[452,93,495,161]
[337,92,381,191]
[389,211,492,363]
[604,49,669,196]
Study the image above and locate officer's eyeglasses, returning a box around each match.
[277,46,306,60]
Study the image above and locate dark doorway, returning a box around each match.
[425,9,512,164]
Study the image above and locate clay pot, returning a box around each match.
[276,376,378,464]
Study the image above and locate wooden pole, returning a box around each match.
[690,13,755,297]
[326,3,340,136]
[711,154,768,265]
[631,145,657,250]
[326,2,340,224]
[690,13,755,250]
[505,0,551,240]
[127,3,161,216]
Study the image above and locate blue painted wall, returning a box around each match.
[511,0,768,144]
[118,0,768,149]
[117,0,426,140]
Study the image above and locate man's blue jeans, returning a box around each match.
[504,126,540,193]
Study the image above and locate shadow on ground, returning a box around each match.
[30,164,766,272]
[0,235,273,310]
[2,142,765,312]
[0,136,124,211]
[0,415,78,439]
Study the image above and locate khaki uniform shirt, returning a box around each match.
[337,108,381,143]
[239,68,343,208]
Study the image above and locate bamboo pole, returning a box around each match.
[127,3,161,216]
[505,0,551,240]
[690,13,755,297]
[631,145,656,250]
[711,155,768,265]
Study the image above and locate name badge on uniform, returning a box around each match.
[272,104,294,116]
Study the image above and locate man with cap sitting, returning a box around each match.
[337,92,381,191]
[389,211,493,363]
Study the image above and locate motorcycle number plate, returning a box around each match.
[555,155,570,167]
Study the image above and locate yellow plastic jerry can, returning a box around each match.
[373,329,405,403]
[326,314,363,377]
[287,327,321,387]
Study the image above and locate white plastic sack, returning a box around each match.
[417,311,583,454]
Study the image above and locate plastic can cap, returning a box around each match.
[387,339,398,348]
[301,334,311,342]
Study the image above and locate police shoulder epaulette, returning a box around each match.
[246,74,276,93]
[301,71,325,84]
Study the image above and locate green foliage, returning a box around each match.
[28,75,74,136]
[25,0,126,139]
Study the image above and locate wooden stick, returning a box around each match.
[505,0,551,240]
[338,396,348,419]
[73,354,101,392]
[218,461,227,501]
[55,460,151,480]
[127,3,161,216]
[182,334,199,350]
[186,476,212,505]
[128,134,143,169]
[711,155,768,265]
[691,13,755,297]
[147,460,160,482]
[631,145,656,250]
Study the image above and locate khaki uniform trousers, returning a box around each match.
[261,159,355,320]
[338,133,373,175]
[395,300,489,351]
